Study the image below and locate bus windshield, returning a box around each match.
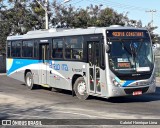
[108,38,154,75]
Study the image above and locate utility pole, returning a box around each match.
[44,0,48,29]
[35,0,71,30]
[35,0,48,29]
[146,10,157,28]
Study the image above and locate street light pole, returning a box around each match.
[36,0,71,29]
[44,0,48,29]
[146,10,157,28]
[35,0,48,29]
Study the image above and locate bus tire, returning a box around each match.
[25,72,34,90]
[74,77,89,100]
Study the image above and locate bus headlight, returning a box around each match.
[112,79,121,87]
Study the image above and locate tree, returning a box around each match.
[0,0,159,54]
[145,22,159,44]
[0,1,11,54]
[0,0,38,54]
[50,3,127,28]
[97,7,126,27]
[51,0,76,28]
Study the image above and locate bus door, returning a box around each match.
[39,43,49,85]
[88,42,101,94]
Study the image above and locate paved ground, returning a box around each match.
[0,75,160,127]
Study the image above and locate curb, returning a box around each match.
[156,77,160,83]
[0,73,6,76]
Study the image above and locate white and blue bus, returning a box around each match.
[6,26,156,100]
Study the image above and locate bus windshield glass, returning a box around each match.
[107,30,154,75]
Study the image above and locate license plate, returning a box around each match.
[133,91,142,95]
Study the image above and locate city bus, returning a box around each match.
[6,26,156,100]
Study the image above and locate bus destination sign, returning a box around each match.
[107,30,149,38]
[112,31,143,37]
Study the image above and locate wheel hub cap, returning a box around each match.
[27,77,32,86]
[78,82,86,95]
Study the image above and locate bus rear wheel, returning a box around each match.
[25,72,34,90]
[74,77,89,100]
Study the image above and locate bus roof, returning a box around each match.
[7,26,148,40]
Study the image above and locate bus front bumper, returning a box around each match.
[109,83,156,97]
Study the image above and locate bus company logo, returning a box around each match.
[61,64,68,71]
[49,61,53,68]
[49,61,60,70]
[49,61,68,71]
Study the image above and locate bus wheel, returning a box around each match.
[74,77,89,100]
[25,72,34,90]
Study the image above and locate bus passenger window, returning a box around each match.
[22,40,34,58]
[7,41,11,57]
[11,41,21,57]
[34,41,38,58]
[52,39,63,59]
[64,36,83,60]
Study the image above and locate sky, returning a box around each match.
[63,0,160,35]
[3,0,160,34]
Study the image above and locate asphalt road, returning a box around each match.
[0,75,160,127]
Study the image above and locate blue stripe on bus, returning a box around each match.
[7,59,40,75]
[115,77,135,87]
[122,80,135,87]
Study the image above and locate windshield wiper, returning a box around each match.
[119,39,136,68]
[120,39,132,55]
[130,40,143,57]
[135,39,143,55]
[130,42,137,63]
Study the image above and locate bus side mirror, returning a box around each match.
[106,44,110,53]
